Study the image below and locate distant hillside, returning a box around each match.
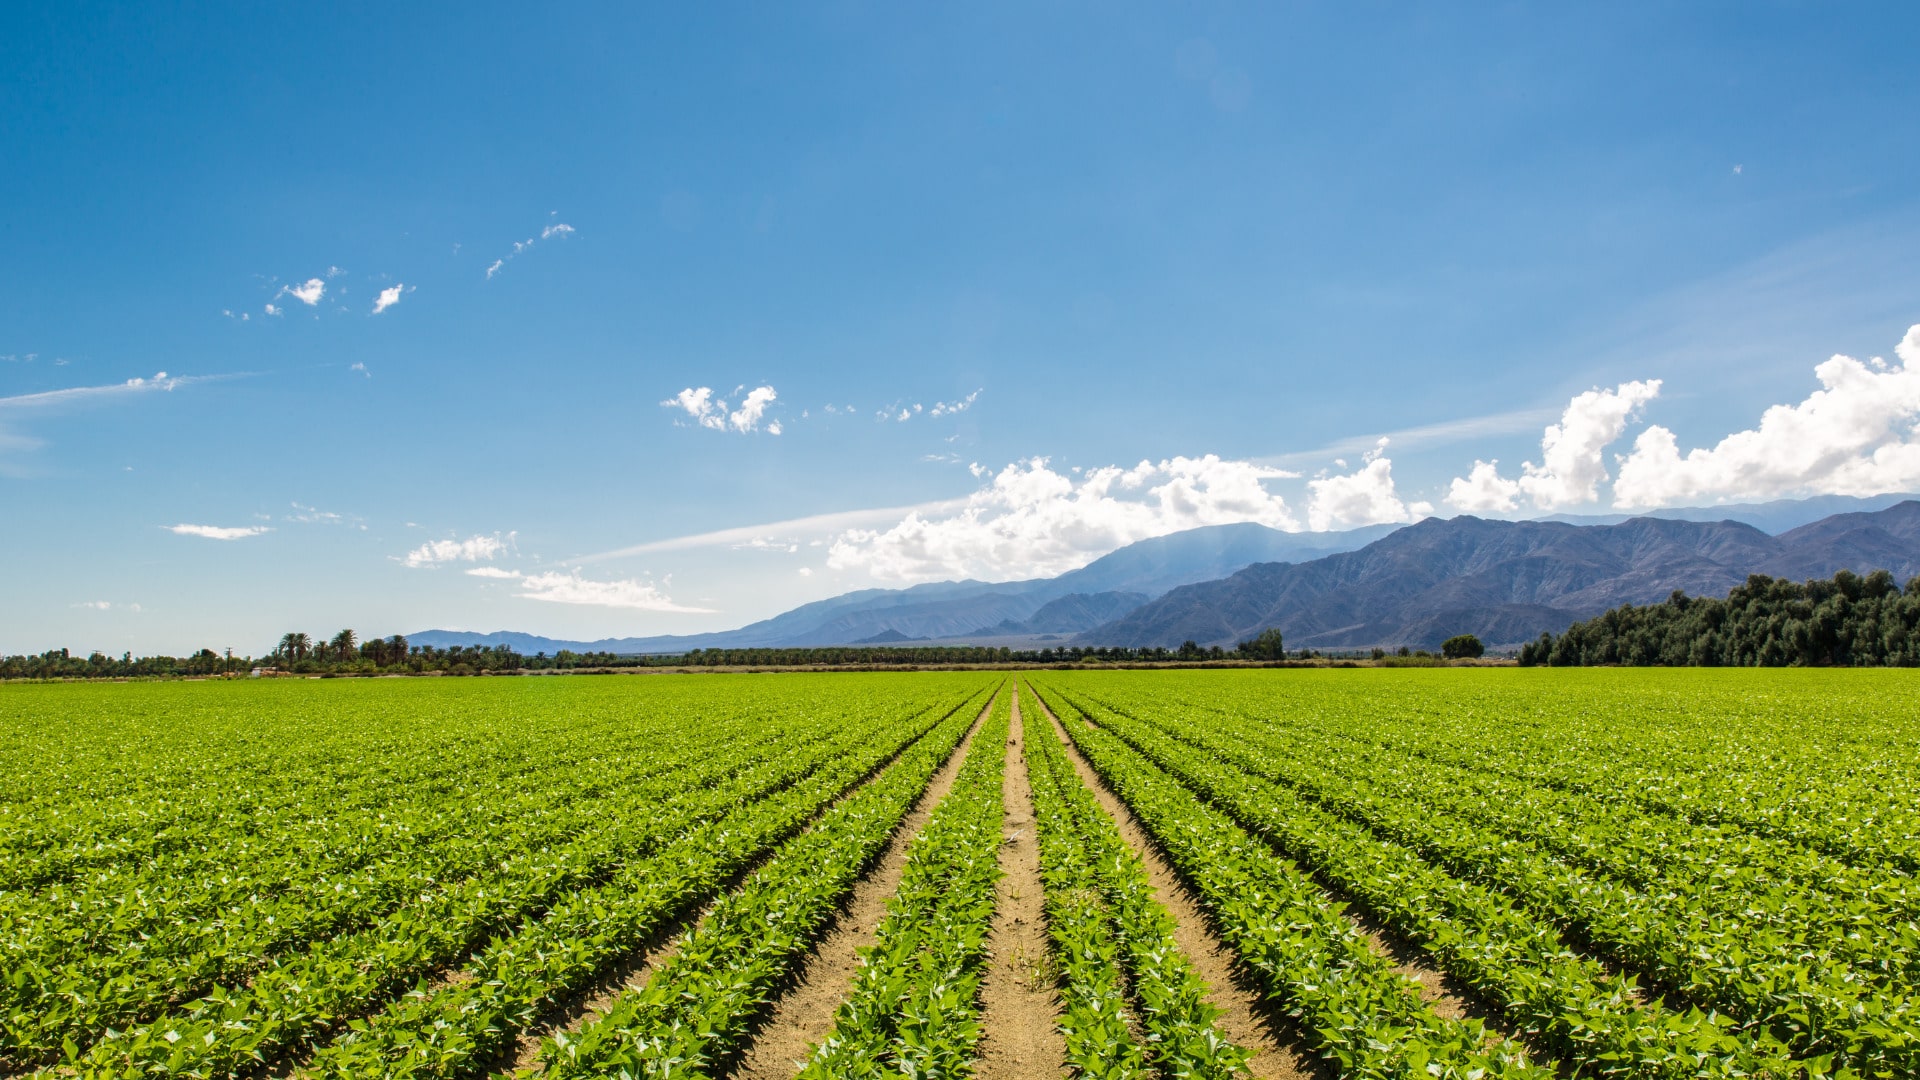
[1087,501,1920,650]
[412,520,1395,652]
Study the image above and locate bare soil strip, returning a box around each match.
[1037,691,1529,1051]
[507,695,994,1076]
[728,693,996,1080]
[1029,688,1312,1080]
[974,691,1067,1080]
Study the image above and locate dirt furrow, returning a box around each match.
[727,692,997,1080]
[1028,687,1312,1080]
[974,690,1067,1080]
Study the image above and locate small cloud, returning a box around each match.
[166,523,272,540]
[1733,164,1743,175]
[465,566,520,579]
[798,566,813,577]
[485,259,504,279]
[541,223,576,240]
[928,390,981,417]
[401,531,512,568]
[662,385,779,433]
[326,265,346,278]
[371,283,408,315]
[73,600,113,610]
[350,362,370,377]
[278,278,326,306]
[264,303,282,317]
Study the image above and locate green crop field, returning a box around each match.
[3,669,1915,1080]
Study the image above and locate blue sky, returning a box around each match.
[6,2,1920,654]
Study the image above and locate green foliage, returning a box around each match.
[1439,633,1484,659]
[1523,569,1920,666]
[1235,627,1286,660]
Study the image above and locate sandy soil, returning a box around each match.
[973,691,1068,1080]
[727,694,995,1080]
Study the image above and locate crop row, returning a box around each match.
[1056,675,1919,1077]
[1021,682,1550,1080]
[58,682,993,1078]
[1019,682,1248,1080]
[305,682,996,1080]
[2,714,778,1062]
[797,682,1012,1079]
[537,684,994,1078]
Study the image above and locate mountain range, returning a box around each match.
[410,493,1920,654]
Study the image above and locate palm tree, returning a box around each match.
[278,632,311,662]
[331,629,357,661]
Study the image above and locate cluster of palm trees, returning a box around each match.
[273,630,411,666]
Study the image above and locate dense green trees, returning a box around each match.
[1520,570,1920,667]
[1441,634,1485,660]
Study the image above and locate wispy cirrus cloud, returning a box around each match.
[463,566,712,612]
[166,523,272,540]
[486,214,577,279]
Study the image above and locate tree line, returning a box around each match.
[1518,569,1920,667]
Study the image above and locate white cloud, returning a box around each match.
[326,265,346,278]
[1441,380,1662,512]
[1614,323,1920,508]
[1446,459,1522,513]
[264,303,282,317]
[487,220,575,278]
[826,454,1301,582]
[729,386,776,432]
[0,372,225,411]
[401,532,511,568]
[350,362,369,377]
[465,567,712,611]
[73,601,113,610]
[662,385,778,433]
[372,284,407,315]
[1307,440,1422,531]
[278,278,325,306]
[166,523,272,540]
[929,390,981,417]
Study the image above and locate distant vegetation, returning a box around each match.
[1520,569,1920,666]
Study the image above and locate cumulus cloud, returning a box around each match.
[1614,323,1920,509]
[278,278,325,306]
[1443,380,1662,512]
[1307,440,1427,531]
[371,283,407,315]
[464,566,712,611]
[264,303,282,317]
[662,385,779,433]
[401,532,512,568]
[166,523,272,540]
[826,454,1301,582]
[1446,460,1522,513]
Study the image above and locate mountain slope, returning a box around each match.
[1088,502,1920,650]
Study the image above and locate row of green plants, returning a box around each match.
[536,688,993,1078]
[1173,696,1920,987]
[2,676,995,1077]
[1057,687,1824,1078]
[59,701,963,1079]
[795,684,1012,1079]
[4,713,773,1066]
[1021,681,1550,1080]
[1018,682,1250,1080]
[304,686,993,1079]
